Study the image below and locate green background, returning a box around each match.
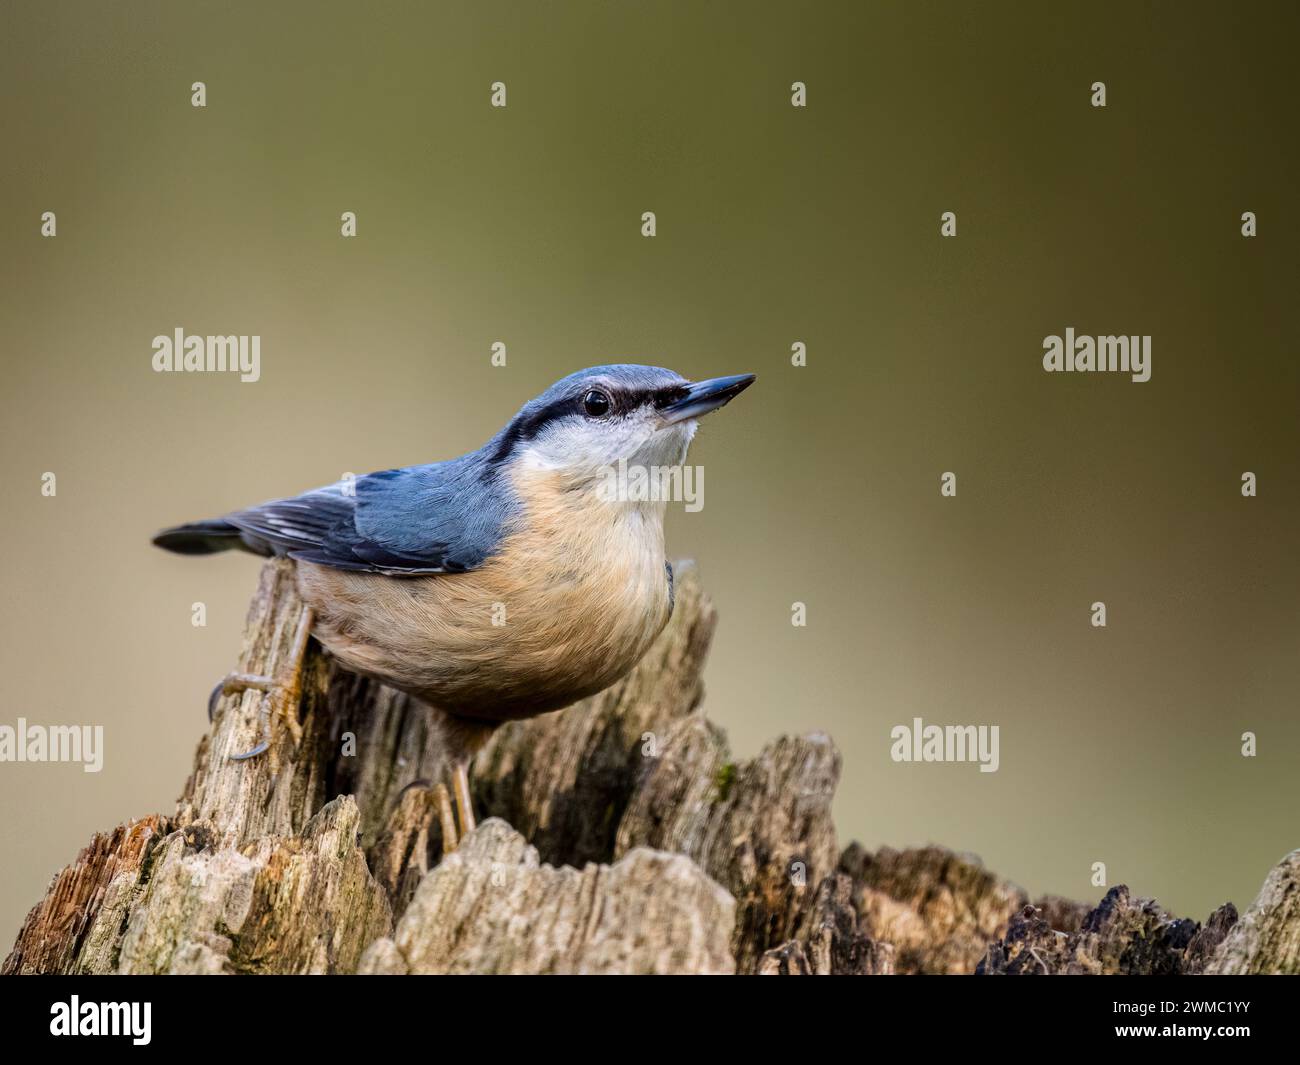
[2,0,1297,945]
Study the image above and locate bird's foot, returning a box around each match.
[451,761,476,838]
[435,781,459,854]
[228,671,304,760]
[213,608,314,787]
[390,721,489,859]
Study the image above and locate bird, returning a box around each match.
[153,364,754,849]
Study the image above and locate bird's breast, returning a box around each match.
[296,467,672,721]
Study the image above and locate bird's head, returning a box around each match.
[489,364,755,487]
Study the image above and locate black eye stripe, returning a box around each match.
[490,382,686,463]
[595,386,687,412]
[569,386,658,417]
[488,397,577,461]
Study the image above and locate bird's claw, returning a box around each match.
[229,738,270,760]
[207,610,314,788]
[223,679,305,787]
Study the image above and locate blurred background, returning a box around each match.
[2,0,1297,944]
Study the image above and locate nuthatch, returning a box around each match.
[154,364,754,847]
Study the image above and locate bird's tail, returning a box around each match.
[152,519,245,555]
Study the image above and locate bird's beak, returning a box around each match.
[658,374,756,426]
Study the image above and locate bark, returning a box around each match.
[359,818,735,975]
[117,797,392,975]
[838,842,1029,975]
[1205,849,1300,974]
[4,559,740,975]
[613,717,842,972]
[976,888,1239,976]
[3,816,169,975]
[6,557,1299,975]
[758,873,896,975]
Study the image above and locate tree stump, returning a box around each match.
[5,559,1298,974]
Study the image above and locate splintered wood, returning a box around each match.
[7,559,1296,975]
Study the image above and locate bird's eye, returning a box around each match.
[582,389,611,417]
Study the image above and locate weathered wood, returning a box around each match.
[5,558,738,974]
[760,873,895,975]
[1185,903,1240,975]
[176,560,327,844]
[977,886,1239,976]
[1205,849,1300,974]
[1031,893,1091,936]
[117,797,391,975]
[6,799,395,976]
[757,942,812,975]
[3,815,170,975]
[615,716,841,972]
[369,783,441,914]
[838,843,1029,975]
[7,556,1298,976]
[359,818,735,975]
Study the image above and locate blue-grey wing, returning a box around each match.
[224,460,514,576]
[222,485,353,555]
